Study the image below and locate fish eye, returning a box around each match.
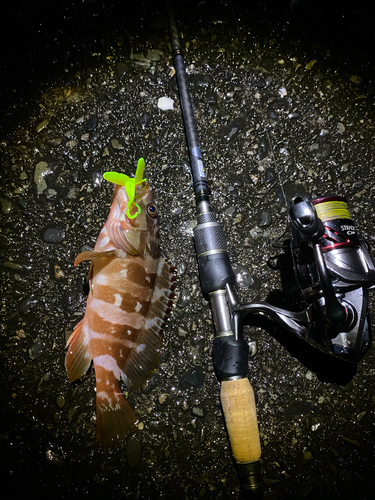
[147,202,158,218]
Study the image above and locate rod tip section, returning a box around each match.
[220,378,261,463]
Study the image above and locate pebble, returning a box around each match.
[248,341,258,357]
[67,187,79,199]
[178,219,197,236]
[179,289,190,306]
[126,437,142,469]
[257,137,269,159]
[178,327,188,338]
[308,142,332,162]
[19,295,38,315]
[56,395,65,408]
[17,199,29,209]
[29,336,43,360]
[92,171,103,188]
[249,227,262,239]
[192,407,204,417]
[305,59,317,70]
[158,394,168,405]
[224,206,235,216]
[34,161,52,195]
[44,442,66,467]
[180,367,205,390]
[234,213,242,224]
[265,169,276,183]
[111,138,124,150]
[36,119,49,133]
[53,413,61,424]
[176,262,186,275]
[306,371,314,380]
[258,211,272,227]
[47,138,62,146]
[116,62,129,77]
[158,97,174,110]
[140,113,151,128]
[233,265,255,288]
[147,49,163,61]
[4,261,23,270]
[86,116,97,131]
[0,198,13,214]
[45,188,57,199]
[227,126,238,139]
[42,227,66,244]
[219,118,246,141]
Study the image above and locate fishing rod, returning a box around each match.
[166,1,262,496]
[166,0,375,495]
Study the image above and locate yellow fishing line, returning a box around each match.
[315,201,351,222]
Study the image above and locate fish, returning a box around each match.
[65,158,175,446]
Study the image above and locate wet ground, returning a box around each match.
[1,1,375,499]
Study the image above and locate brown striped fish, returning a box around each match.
[65,158,175,446]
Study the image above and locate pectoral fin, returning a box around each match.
[74,249,120,266]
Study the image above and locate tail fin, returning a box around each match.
[95,384,136,446]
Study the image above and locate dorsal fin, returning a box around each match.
[121,257,176,389]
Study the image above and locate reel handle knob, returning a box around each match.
[288,195,324,242]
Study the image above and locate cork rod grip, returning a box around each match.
[220,378,261,463]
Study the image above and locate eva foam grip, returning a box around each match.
[220,378,261,463]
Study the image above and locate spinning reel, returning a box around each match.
[225,195,375,366]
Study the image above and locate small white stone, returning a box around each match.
[158,97,174,110]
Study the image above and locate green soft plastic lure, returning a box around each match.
[103,158,146,219]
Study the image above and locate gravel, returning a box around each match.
[1,1,375,500]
